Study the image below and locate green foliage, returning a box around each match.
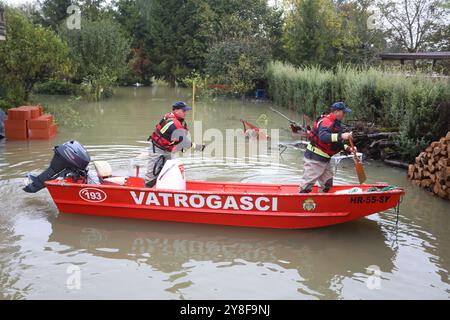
[0,8,71,102]
[34,79,80,95]
[266,61,450,161]
[59,18,130,100]
[113,0,283,86]
[139,0,215,86]
[283,0,385,67]
[206,38,271,96]
[0,99,12,111]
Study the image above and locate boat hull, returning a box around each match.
[45,180,404,229]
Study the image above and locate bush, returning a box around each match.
[34,80,80,95]
[266,61,450,162]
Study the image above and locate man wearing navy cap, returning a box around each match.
[299,101,355,193]
[145,101,205,188]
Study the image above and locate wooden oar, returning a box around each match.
[349,136,366,184]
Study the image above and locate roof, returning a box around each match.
[380,52,450,60]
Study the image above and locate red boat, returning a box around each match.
[24,140,405,229]
[44,178,404,229]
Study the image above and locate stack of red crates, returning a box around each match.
[4,106,58,140]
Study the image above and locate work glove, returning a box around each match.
[345,145,357,153]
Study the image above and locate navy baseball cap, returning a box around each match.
[172,101,192,111]
[331,102,351,113]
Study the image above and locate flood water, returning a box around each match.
[0,86,449,299]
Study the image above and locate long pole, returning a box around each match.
[192,80,196,121]
[270,107,297,124]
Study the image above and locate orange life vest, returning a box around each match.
[150,112,188,152]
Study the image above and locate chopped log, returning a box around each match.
[433,147,442,156]
[417,167,423,178]
[421,156,429,166]
[420,179,432,188]
[436,170,446,183]
[408,132,449,200]
[429,164,436,173]
[434,184,447,198]
[439,159,447,170]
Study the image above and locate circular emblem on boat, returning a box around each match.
[79,188,107,203]
[303,198,316,211]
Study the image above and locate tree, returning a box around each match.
[206,37,271,95]
[0,8,71,102]
[39,0,74,30]
[284,0,328,66]
[377,0,450,52]
[143,0,215,86]
[60,18,130,100]
[334,0,386,65]
[113,0,283,86]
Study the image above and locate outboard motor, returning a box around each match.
[23,140,91,193]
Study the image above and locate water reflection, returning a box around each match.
[49,214,394,299]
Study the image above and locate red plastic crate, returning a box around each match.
[8,108,32,120]
[28,123,58,139]
[5,128,28,140]
[4,119,27,131]
[28,114,54,129]
[18,106,41,119]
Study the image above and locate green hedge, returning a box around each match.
[33,80,80,95]
[266,61,450,162]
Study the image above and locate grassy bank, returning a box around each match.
[266,61,450,162]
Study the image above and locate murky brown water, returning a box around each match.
[0,86,449,299]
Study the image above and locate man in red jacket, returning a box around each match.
[145,101,205,188]
[299,102,354,193]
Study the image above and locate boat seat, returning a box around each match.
[93,161,127,185]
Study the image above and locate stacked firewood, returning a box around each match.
[408,132,450,200]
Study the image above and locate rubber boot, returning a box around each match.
[322,178,333,193]
[299,183,313,194]
[145,178,157,188]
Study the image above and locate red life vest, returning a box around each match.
[308,113,342,157]
[150,112,187,152]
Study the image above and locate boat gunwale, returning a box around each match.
[45,179,405,197]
